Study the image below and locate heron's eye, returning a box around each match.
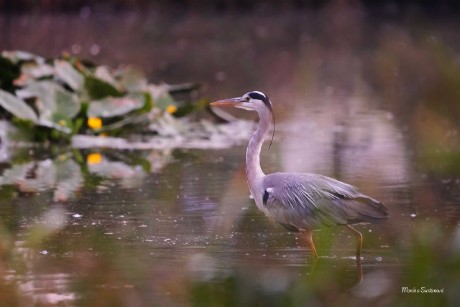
[243,96,250,102]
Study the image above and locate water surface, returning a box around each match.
[1,7,460,306]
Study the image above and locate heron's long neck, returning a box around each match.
[246,108,270,196]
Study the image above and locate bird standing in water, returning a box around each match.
[211,91,389,258]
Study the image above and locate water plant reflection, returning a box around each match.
[0,149,171,201]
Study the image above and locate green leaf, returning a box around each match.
[84,75,123,99]
[54,60,84,91]
[1,51,44,64]
[146,85,176,110]
[16,81,80,126]
[0,89,38,122]
[155,93,176,110]
[38,119,71,134]
[94,66,120,89]
[88,93,145,118]
[72,117,84,134]
[12,61,55,87]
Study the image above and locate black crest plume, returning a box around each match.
[248,91,275,148]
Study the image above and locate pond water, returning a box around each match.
[1,7,460,307]
[1,112,458,306]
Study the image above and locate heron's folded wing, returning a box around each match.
[263,173,388,230]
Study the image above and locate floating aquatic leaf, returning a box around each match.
[155,93,176,110]
[95,66,120,89]
[38,118,71,133]
[0,89,38,122]
[16,81,81,126]
[146,85,175,111]
[23,61,54,79]
[1,50,45,64]
[13,61,54,87]
[54,60,84,91]
[85,75,123,99]
[95,113,148,132]
[88,93,145,118]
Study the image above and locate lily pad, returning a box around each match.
[54,60,84,91]
[146,85,176,110]
[94,66,120,89]
[38,119,72,133]
[88,93,146,118]
[1,50,45,64]
[0,89,38,122]
[23,62,54,79]
[85,75,123,99]
[13,62,54,87]
[16,81,80,124]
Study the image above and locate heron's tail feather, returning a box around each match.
[342,196,389,224]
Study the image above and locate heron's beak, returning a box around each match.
[210,97,242,107]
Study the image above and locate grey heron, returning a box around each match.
[211,91,389,258]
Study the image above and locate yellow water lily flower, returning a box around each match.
[87,153,102,165]
[87,117,102,130]
[166,105,177,114]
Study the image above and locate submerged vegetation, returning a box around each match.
[0,50,210,142]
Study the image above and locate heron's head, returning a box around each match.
[211,91,276,147]
[210,91,272,113]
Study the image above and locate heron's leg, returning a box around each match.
[346,225,363,259]
[303,229,318,258]
[355,256,363,286]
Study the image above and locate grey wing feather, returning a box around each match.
[262,173,389,230]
